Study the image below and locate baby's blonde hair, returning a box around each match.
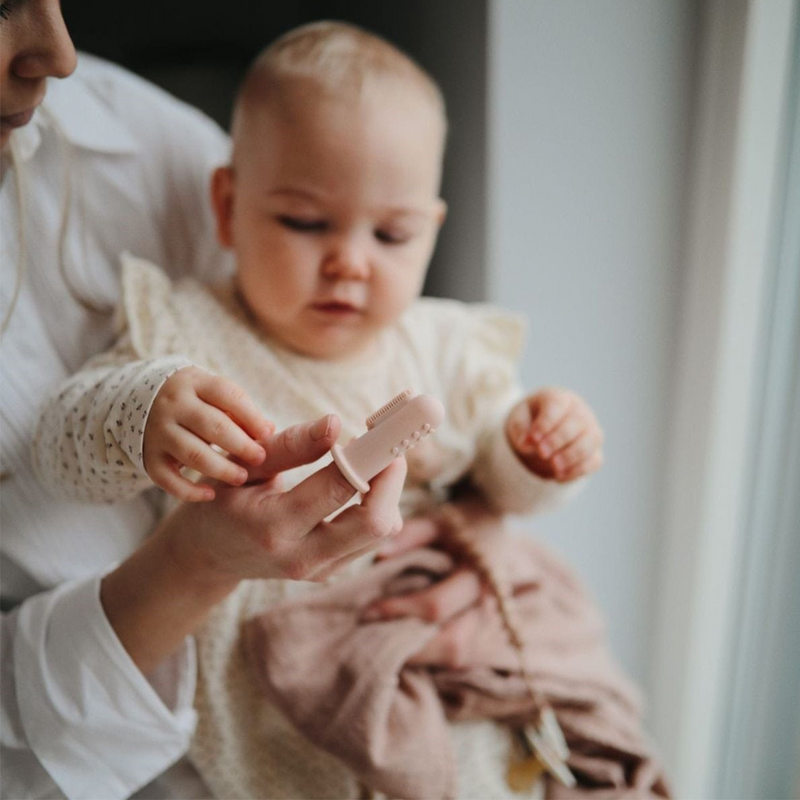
[232,20,447,146]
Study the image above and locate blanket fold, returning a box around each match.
[243,538,669,799]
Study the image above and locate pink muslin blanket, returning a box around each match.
[243,535,670,799]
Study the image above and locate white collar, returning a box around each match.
[10,68,139,164]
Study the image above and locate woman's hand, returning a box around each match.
[167,413,407,584]
[505,387,604,482]
[102,413,407,672]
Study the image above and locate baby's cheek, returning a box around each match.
[376,262,426,316]
[380,283,419,325]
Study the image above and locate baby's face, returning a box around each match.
[213,83,446,360]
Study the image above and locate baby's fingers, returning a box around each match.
[536,412,584,459]
[528,389,571,443]
[168,425,249,487]
[182,399,266,466]
[559,450,604,482]
[552,430,604,480]
[195,375,273,441]
[149,456,216,502]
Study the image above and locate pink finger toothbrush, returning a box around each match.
[331,389,445,493]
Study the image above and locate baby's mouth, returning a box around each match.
[311,301,362,314]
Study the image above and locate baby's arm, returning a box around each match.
[32,335,272,503]
[416,299,602,515]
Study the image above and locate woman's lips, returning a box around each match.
[0,108,36,131]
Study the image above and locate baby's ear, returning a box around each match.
[210,166,236,247]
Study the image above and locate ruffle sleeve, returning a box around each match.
[408,299,580,516]
[436,300,527,439]
[118,252,188,360]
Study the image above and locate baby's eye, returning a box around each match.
[374,228,412,245]
[277,215,328,233]
[0,0,19,21]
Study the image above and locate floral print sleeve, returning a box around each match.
[32,334,192,503]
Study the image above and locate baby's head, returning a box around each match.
[212,21,448,360]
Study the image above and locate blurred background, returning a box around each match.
[63,1,800,797]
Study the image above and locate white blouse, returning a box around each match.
[0,54,232,799]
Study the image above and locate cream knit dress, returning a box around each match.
[33,255,570,799]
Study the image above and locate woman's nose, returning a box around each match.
[11,5,77,81]
[321,238,371,281]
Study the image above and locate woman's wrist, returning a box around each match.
[155,500,243,594]
[100,506,238,674]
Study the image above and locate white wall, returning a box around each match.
[486,0,698,689]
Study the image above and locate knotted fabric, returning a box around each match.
[244,530,670,799]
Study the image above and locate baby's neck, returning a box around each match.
[273,332,384,365]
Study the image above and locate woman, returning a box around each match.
[0,3,414,796]
[2,5,659,800]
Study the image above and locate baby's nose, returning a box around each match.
[322,238,371,280]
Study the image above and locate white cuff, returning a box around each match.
[15,575,197,800]
[473,425,586,515]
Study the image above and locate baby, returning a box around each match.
[33,22,609,799]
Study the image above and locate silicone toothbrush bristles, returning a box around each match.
[365,389,413,429]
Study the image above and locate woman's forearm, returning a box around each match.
[99,508,237,674]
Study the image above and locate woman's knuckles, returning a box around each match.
[326,473,356,509]
[281,556,312,582]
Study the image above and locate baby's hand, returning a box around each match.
[143,367,274,501]
[505,387,603,482]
